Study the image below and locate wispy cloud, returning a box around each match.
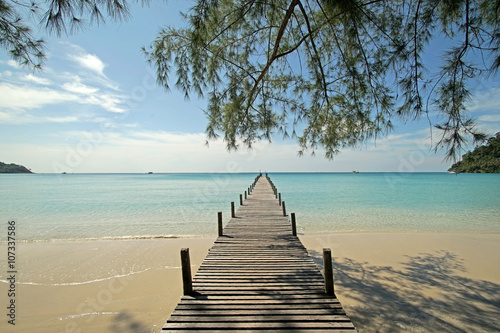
[62,76,99,94]
[0,110,82,125]
[21,74,52,85]
[0,82,79,111]
[3,60,20,69]
[63,42,120,90]
[468,86,500,112]
[0,43,128,118]
[479,114,500,122]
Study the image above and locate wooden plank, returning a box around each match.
[169,309,347,316]
[179,299,342,305]
[164,322,356,329]
[174,303,345,310]
[167,315,351,322]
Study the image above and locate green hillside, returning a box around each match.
[448,133,500,173]
[0,162,33,173]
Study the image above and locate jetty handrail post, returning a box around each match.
[282,201,287,216]
[245,191,247,200]
[180,248,193,295]
[278,193,281,205]
[323,248,335,295]
[218,211,223,236]
[240,194,243,205]
[231,201,235,218]
[291,212,297,236]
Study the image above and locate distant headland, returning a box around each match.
[448,132,500,173]
[0,162,33,173]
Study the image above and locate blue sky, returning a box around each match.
[1,1,499,173]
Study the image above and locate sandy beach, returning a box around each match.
[1,233,499,332]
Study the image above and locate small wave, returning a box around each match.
[58,312,120,320]
[1,234,212,244]
[0,266,180,286]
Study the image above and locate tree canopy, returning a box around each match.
[2,0,499,161]
[448,132,500,172]
[145,0,500,160]
[0,0,131,68]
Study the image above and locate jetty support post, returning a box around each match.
[240,194,243,205]
[218,211,223,236]
[180,248,193,295]
[323,248,334,295]
[282,201,287,216]
[278,193,281,205]
[291,212,297,236]
[245,191,247,200]
[231,202,235,218]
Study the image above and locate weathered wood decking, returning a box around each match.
[163,175,357,332]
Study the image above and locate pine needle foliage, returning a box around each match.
[145,0,500,160]
[0,0,133,68]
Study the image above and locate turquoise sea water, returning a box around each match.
[0,173,499,241]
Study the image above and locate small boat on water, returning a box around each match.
[147,172,153,174]
[352,171,359,174]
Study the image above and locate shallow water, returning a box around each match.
[0,172,499,241]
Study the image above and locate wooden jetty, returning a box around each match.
[163,175,357,332]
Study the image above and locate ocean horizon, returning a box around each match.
[1,172,499,242]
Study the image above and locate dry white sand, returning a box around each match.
[1,233,499,332]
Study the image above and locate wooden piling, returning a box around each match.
[278,193,281,205]
[282,201,286,216]
[240,194,243,205]
[231,202,235,218]
[180,248,192,295]
[244,191,247,199]
[291,212,297,236]
[218,211,223,237]
[323,248,334,295]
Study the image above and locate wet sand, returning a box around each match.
[1,233,499,332]
[0,238,215,333]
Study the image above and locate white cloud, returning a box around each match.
[6,60,20,68]
[22,74,52,85]
[62,76,99,94]
[71,53,106,76]
[0,110,82,125]
[45,116,80,123]
[97,94,126,113]
[0,70,13,78]
[131,131,207,144]
[0,70,126,115]
[479,114,500,122]
[0,82,79,111]
[468,86,500,112]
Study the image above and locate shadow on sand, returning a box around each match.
[110,311,150,333]
[308,249,500,332]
